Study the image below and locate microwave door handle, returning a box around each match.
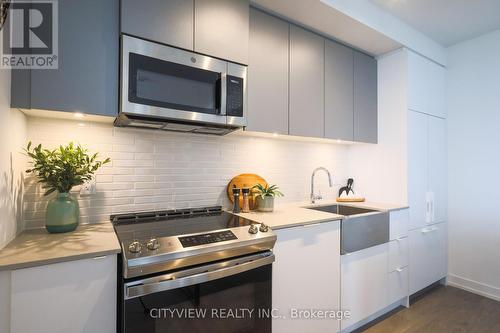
[219,72,227,116]
[124,253,274,299]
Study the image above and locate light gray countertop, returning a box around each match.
[234,200,408,230]
[0,223,121,271]
[0,200,408,270]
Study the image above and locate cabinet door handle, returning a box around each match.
[396,267,404,273]
[395,237,406,242]
[422,226,438,234]
[431,196,435,222]
[425,195,431,223]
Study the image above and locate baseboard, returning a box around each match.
[448,274,500,302]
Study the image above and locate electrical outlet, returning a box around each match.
[80,177,97,196]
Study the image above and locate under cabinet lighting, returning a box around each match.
[74,112,85,118]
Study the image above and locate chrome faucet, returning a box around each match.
[310,167,333,204]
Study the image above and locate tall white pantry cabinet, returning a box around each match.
[380,49,448,296]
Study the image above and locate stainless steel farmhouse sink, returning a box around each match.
[306,204,378,216]
[306,204,390,255]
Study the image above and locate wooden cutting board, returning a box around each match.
[227,174,268,209]
[336,197,365,202]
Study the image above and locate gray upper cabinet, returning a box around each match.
[12,0,119,117]
[195,0,249,64]
[325,40,354,141]
[121,0,193,50]
[289,25,325,138]
[353,51,378,143]
[247,9,289,134]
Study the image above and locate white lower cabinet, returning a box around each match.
[409,222,447,294]
[390,209,409,240]
[341,210,410,332]
[272,221,341,333]
[388,266,409,304]
[10,255,117,333]
[388,237,409,273]
[341,243,389,331]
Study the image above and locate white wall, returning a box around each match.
[446,28,500,301]
[0,66,25,333]
[24,118,350,228]
[0,69,27,249]
[348,49,408,205]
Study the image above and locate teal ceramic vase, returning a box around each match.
[45,193,79,233]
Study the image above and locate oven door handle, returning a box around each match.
[124,252,274,299]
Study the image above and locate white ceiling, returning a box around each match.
[369,0,500,47]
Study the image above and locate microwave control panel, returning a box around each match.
[226,75,244,117]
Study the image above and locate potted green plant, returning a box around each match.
[252,184,284,212]
[25,142,110,233]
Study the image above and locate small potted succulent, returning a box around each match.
[252,184,284,212]
[25,142,110,233]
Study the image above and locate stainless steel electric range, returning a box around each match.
[112,206,276,333]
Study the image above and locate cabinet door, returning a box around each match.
[273,222,340,333]
[388,267,409,305]
[407,51,428,114]
[247,9,289,134]
[408,111,428,230]
[341,243,389,330]
[428,116,447,223]
[325,40,354,140]
[409,222,447,294]
[121,0,193,50]
[407,51,446,118]
[428,62,446,118]
[11,255,117,333]
[289,25,325,138]
[194,0,249,64]
[390,209,409,240]
[388,237,409,273]
[353,51,378,143]
[29,0,118,117]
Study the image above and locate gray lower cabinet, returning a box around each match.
[353,51,378,143]
[289,25,325,138]
[194,0,249,64]
[11,0,119,117]
[325,40,354,141]
[247,9,289,134]
[121,0,193,50]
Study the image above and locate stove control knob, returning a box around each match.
[147,238,160,251]
[128,241,142,253]
[248,224,259,234]
[259,223,269,233]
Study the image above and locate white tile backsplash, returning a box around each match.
[24,117,350,228]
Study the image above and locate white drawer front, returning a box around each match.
[390,209,409,240]
[409,222,447,294]
[388,237,409,273]
[388,266,409,304]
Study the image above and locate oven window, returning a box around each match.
[128,53,221,115]
[123,265,271,333]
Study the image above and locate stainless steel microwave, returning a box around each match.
[116,35,247,135]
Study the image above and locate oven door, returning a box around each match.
[121,35,228,126]
[122,252,274,333]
